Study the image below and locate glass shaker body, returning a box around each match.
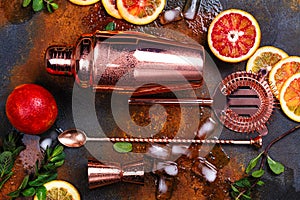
[45,31,205,95]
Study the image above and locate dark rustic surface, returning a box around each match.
[0,0,300,199]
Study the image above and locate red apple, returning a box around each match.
[6,84,58,135]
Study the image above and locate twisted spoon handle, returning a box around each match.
[87,136,262,148]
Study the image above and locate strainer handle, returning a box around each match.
[128,98,213,106]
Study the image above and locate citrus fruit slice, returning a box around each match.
[102,0,122,19]
[279,73,300,122]
[34,180,81,200]
[207,9,261,63]
[69,0,100,6]
[269,56,300,98]
[116,0,166,25]
[246,46,288,74]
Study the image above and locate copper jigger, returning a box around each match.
[88,158,144,189]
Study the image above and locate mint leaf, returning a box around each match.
[36,186,46,200]
[234,178,251,188]
[46,3,52,13]
[49,151,65,163]
[251,169,264,178]
[242,194,252,200]
[32,0,44,12]
[29,173,57,187]
[22,187,36,197]
[113,142,132,153]
[246,152,263,174]
[7,189,20,198]
[23,0,32,7]
[256,180,265,186]
[51,145,64,158]
[50,3,58,10]
[231,185,239,192]
[267,156,285,175]
[18,175,29,190]
[54,160,65,168]
[105,22,116,31]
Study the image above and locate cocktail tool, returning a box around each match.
[45,30,204,96]
[129,71,274,135]
[88,157,144,189]
[57,128,263,148]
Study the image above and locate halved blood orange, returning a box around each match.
[116,0,166,25]
[279,73,300,122]
[208,9,261,63]
[269,56,300,98]
[246,46,288,74]
[102,0,123,19]
[69,0,100,5]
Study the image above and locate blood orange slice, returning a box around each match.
[279,73,300,122]
[102,0,123,19]
[246,46,288,74]
[269,56,300,98]
[116,0,166,25]
[208,9,261,63]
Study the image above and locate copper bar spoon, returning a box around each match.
[57,128,262,148]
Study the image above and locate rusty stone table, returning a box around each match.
[0,0,299,199]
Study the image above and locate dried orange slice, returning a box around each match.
[34,180,81,200]
[69,0,100,5]
[246,46,288,74]
[208,9,261,63]
[279,73,300,122]
[102,0,122,19]
[269,56,300,98]
[116,0,166,25]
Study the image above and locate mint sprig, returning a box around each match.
[230,125,300,200]
[7,144,65,199]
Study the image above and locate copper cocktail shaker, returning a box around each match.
[45,30,204,95]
